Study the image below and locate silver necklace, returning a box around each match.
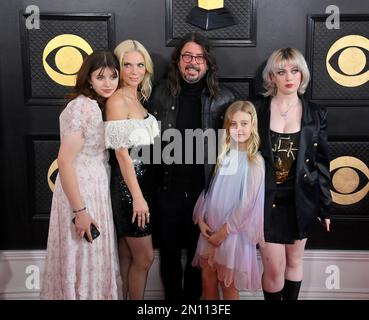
[279,103,296,119]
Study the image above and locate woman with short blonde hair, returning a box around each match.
[254,47,331,300]
[262,47,310,97]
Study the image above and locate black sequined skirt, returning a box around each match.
[109,149,154,238]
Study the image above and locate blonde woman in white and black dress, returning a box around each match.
[104,40,159,300]
[253,48,332,300]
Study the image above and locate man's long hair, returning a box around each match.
[167,32,219,98]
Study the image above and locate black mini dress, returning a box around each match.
[105,113,159,238]
[268,129,301,244]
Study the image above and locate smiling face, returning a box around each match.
[120,50,146,88]
[271,61,302,96]
[89,67,119,98]
[229,110,252,146]
[178,41,208,83]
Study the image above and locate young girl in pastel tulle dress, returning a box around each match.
[192,100,265,300]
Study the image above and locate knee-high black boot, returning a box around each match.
[282,280,302,300]
[262,289,283,300]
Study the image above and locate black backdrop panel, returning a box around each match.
[166,0,256,46]
[2,0,369,249]
[29,138,60,217]
[329,141,369,217]
[20,13,114,105]
[220,76,254,100]
[308,140,369,250]
[308,219,369,250]
[307,15,369,105]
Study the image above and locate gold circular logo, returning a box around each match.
[55,46,84,75]
[330,156,369,205]
[338,47,366,76]
[326,35,369,87]
[42,34,93,86]
[47,159,58,192]
[332,167,359,194]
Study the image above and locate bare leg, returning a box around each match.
[220,282,239,300]
[259,242,286,292]
[201,262,219,300]
[125,235,154,300]
[118,237,132,299]
[285,239,307,281]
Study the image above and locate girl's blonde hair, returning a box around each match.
[216,101,260,172]
[114,39,154,101]
[262,47,310,97]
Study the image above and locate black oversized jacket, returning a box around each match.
[254,97,332,239]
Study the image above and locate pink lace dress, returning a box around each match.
[40,95,121,300]
[192,150,265,291]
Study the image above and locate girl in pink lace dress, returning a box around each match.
[192,101,265,299]
[40,51,121,300]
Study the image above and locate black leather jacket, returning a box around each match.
[148,80,235,190]
[254,96,332,240]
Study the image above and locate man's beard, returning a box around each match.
[182,65,204,83]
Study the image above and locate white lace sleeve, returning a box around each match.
[105,115,160,150]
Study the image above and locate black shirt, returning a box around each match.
[171,78,205,190]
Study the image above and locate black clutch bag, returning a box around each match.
[72,217,100,242]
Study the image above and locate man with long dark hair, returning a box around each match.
[149,32,235,301]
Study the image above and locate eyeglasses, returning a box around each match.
[180,54,206,64]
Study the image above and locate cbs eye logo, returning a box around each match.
[42,34,93,86]
[326,35,369,87]
[47,159,58,193]
[330,156,369,205]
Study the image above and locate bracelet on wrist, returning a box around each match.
[72,206,86,214]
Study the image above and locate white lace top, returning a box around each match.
[104,113,160,149]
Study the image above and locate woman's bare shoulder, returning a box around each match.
[106,89,130,120]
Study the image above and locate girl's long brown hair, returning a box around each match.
[66,50,120,110]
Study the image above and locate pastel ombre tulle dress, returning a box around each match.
[40,95,121,300]
[192,149,265,291]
